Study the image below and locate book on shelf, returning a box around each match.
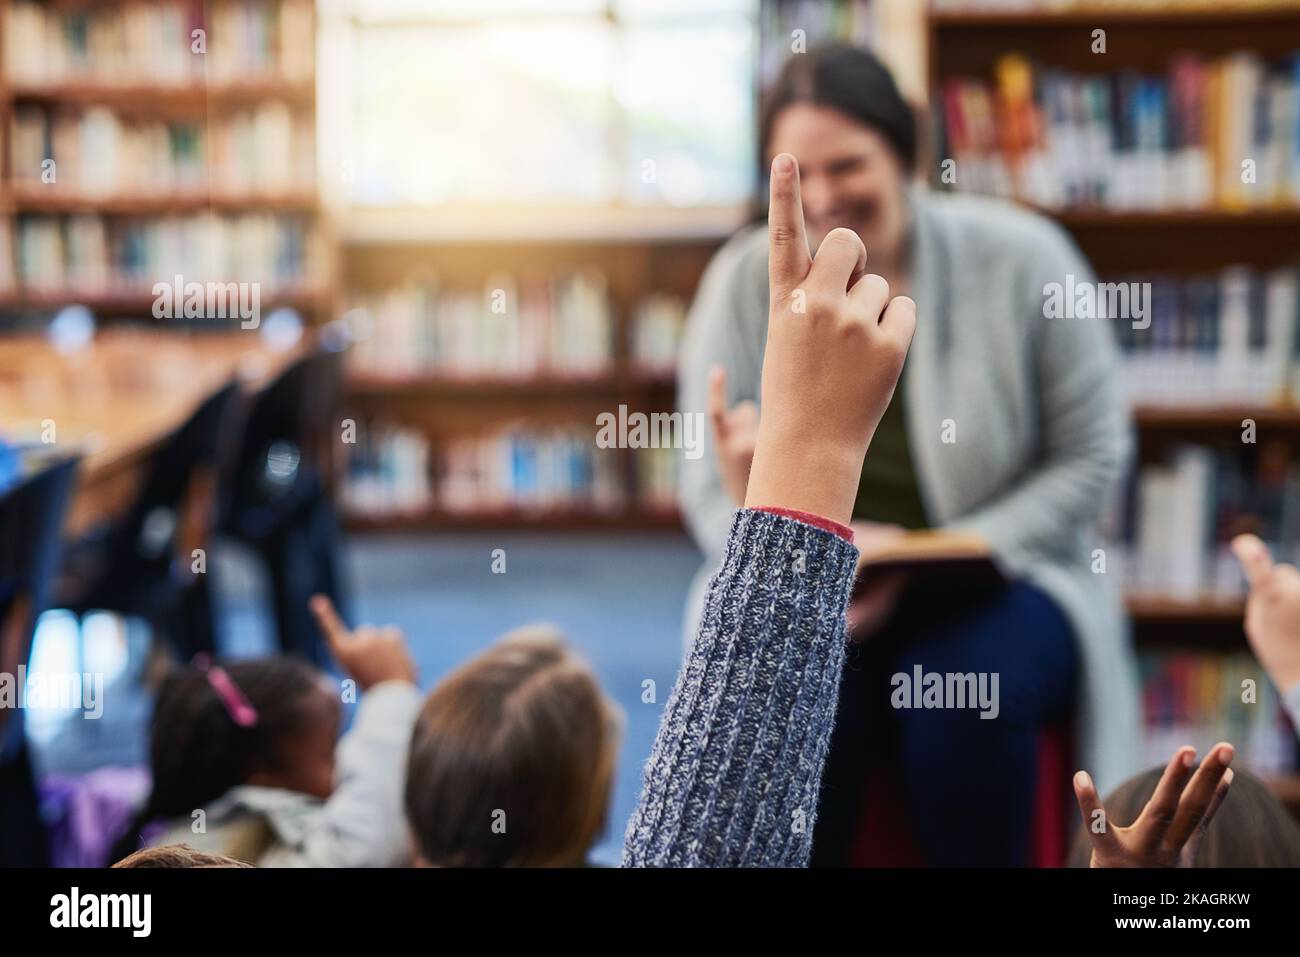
[344,424,632,519]
[1139,650,1297,776]
[937,50,1300,210]
[3,0,314,88]
[1103,440,1300,599]
[8,213,321,299]
[629,293,687,377]
[9,102,316,198]
[758,1,881,88]
[350,271,663,380]
[1112,264,1299,406]
[634,444,681,513]
[343,423,432,517]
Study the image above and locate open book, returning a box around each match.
[853,530,1004,592]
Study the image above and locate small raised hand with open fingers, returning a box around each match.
[1072,743,1235,867]
[309,594,418,691]
[1231,533,1300,698]
[743,153,916,527]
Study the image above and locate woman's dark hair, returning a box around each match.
[1067,762,1300,867]
[759,43,917,174]
[108,656,322,865]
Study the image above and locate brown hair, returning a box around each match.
[112,844,254,868]
[405,626,622,867]
[1068,763,1300,867]
[759,43,917,176]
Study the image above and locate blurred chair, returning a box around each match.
[220,347,348,666]
[0,456,81,867]
[57,383,240,662]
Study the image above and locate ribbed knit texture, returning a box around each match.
[622,508,858,867]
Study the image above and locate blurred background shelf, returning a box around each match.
[342,506,684,533]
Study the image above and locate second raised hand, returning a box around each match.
[744,153,916,528]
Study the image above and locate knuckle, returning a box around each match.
[824,226,863,251]
[862,272,890,296]
[808,292,839,318]
[770,224,799,248]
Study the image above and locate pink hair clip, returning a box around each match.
[192,655,259,728]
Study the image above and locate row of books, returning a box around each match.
[1138,651,1297,775]
[344,424,628,518]
[1111,265,1298,406]
[350,276,686,379]
[3,0,314,87]
[757,0,880,88]
[9,104,316,198]
[938,51,1300,210]
[1104,442,1300,597]
[342,422,683,519]
[7,214,319,295]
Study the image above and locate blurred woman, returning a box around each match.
[679,43,1140,865]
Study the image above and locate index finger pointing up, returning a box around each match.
[1231,533,1274,588]
[309,594,350,649]
[768,153,812,298]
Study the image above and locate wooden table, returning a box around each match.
[0,330,295,535]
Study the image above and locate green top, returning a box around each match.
[852,363,928,529]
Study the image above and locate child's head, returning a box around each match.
[1068,762,1300,867]
[405,626,622,867]
[148,655,337,808]
[112,844,254,868]
[111,655,338,865]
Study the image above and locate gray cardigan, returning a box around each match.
[676,188,1142,793]
[624,508,858,866]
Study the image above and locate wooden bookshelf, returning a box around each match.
[928,1,1300,780]
[929,3,1300,75]
[8,81,316,111]
[345,506,683,534]
[0,0,331,324]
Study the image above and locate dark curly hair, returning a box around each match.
[109,656,322,865]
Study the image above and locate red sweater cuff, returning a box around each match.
[752,506,855,544]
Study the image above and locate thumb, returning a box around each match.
[1231,534,1274,587]
[309,594,350,650]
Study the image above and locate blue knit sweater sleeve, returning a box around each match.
[622,508,859,867]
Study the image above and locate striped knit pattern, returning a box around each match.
[622,508,858,867]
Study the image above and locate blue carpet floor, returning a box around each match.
[31,530,704,866]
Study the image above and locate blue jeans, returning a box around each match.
[812,579,1078,867]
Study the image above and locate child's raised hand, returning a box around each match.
[1231,534,1300,696]
[1072,744,1234,868]
[310,594,418,691]
[708,364,760,507]
[743,153,915,527]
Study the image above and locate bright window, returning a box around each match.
[321,0,758,209]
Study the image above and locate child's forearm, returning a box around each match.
[622,508,857,867]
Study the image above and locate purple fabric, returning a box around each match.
[40,766,151,868]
